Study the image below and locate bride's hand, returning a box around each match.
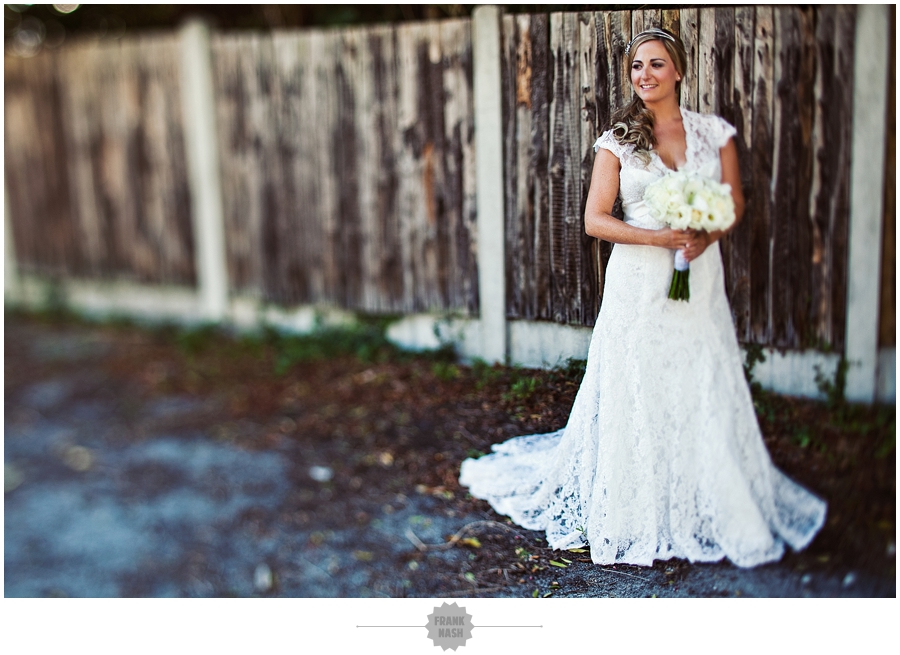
[683,230,711,262]
[655,227,692,251]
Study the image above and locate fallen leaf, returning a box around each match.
[460,537,482,548]
[353,550,374,562]
[549,560,567,568]
[567,548,588,554]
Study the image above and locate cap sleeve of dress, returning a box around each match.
[712,115,737,149]
[593,129,625,159]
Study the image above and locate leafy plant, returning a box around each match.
[471,357,504,390]
[432,361,460,381]
[743,343,766,392]
[553,358,587,384]
[815,358,849,409]
[503,376,540,403]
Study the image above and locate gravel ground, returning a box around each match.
[4,316,895,598]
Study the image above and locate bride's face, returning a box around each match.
[630,39,681,104]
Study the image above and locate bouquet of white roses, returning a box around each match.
[643,170,736,301]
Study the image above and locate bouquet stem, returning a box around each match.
[669,250,690,301]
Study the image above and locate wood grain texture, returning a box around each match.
[5,9,869,351]
[728,5,755,341]
[679,8,700,112]
[548,12,588,325]
[4,49,82,278]
[749,6,775,344]
[35,36,195,285]
[771,7,817,348]
[208,21,477,315]
[811,5,856,351]
[662,8,680,37]
[530,14,553,321]
[579,12,601,324]
[503,13,530,319]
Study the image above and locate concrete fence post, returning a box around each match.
[472,5,507,363]
[179,19,229,323]
[845,4,890,403]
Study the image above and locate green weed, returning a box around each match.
[553,358,587,384]
[743,343,766,393]
[471,357,504,390]
[503,376,540,403]
[815,358,849,409]
[432,361,460,381]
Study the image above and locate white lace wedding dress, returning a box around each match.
[459,109,827,568]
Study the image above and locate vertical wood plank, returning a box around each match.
[548,12,584,324]
[333,27,365,310]
[698,8,716,116]
[579,11,600,324]
[661,8,680,37]
[441,18,477,314]
[771,6,817,348]
[503,13,526,319]
[679,8,700,112]
[811,5,856,350]
[530,13,552,321]
[271,31,309,305]
[729,5,756,341]
[368,25,404,312]
[423,21,446,311]
[457,19,479,315]
[750,6,775,344]
[318,29,342,305]
[608,10,632,113]
[4,49,82,277]
[641,8,662,30]
[396,22,425,311]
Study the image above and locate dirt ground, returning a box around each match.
[4,311,895,598]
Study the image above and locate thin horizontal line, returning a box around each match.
[356,625,542,629]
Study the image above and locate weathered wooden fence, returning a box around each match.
[210,21,478,313]
[4,6,894,354]
[5,35,196,285]
[502,6,860,352]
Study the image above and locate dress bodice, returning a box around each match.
[593,109,737,229]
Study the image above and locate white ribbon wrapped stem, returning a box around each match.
[674,249,689,272]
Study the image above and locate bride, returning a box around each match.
[459,28,826,568]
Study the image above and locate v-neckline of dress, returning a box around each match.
[650,110,690,174]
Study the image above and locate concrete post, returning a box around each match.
[845,4,890,403]
[473,5,507,363]
[179,19,229,322]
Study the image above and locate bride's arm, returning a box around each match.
[584,148,688,250]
